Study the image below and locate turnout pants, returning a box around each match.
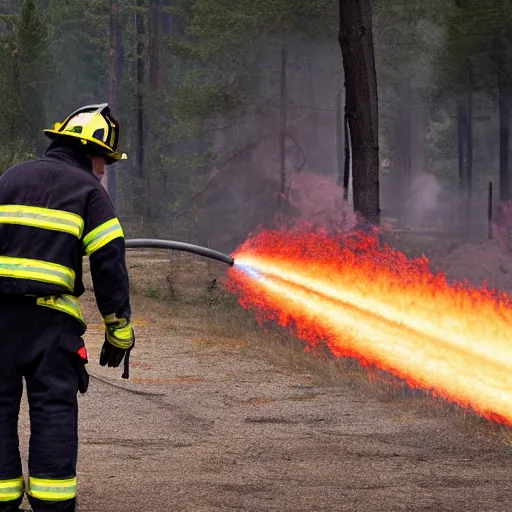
[0,297,89,512]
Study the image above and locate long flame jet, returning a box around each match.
[227,230,512,425]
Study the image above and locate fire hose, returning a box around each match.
[125,238,235,266]
[121,238,235,378]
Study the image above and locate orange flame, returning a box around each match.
[226,229,512,425]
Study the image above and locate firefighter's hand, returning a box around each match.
[99,335,130,368]
[99,314,135,369]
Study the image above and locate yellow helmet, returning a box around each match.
[44,103,127,165]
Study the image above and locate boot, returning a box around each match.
[26,497,75,512]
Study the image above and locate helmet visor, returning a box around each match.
[102,109,120,152]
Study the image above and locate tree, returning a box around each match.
[6,0,507,245]
[434,0,512,227]
[0,0,49,172]
[339,0,380,224]
[17,0,49,154]
[107,0,122,203]
[47,0,109,111]
[136,0,146,192]
[370,0,449,227]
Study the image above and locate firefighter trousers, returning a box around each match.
[0,297,89,512]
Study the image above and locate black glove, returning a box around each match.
[99,335,129,368]
[99,314,135,378]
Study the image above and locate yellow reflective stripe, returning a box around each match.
[0,256,75,291]
[0,205,84,238]
[36,295,86,327]
[0,477,24,502]
[29,477,76,502]
[104,313,134,349]
[106,324,134,349]
[83,218,124,256]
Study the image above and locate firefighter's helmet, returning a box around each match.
[44,103,127,165]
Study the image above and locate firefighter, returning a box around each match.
[0,103,135,511]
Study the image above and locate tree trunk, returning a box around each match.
[161,0,174,35]
[338,0,380,224]
[336,88,350,201]
[397,79,412,225]
[457,99,467,192]
[107,0,120,204]
[456,63,474,231]
[344,109,351,201]
[136,0,145,178]
[279,41,288,198]
[336,90,343,186]
[149,0,162,89]
[10,39,19,143]
[135,0,149,224]
[306,43,319,168]
[498,63,510,202]
[466,64,473,228]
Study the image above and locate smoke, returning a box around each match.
[403,173,443,229]
[286,171,359,233]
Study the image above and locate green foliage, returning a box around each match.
[46,0,109,113]
[371,0,512,198]
[373,0,449,85]
[0,0,49,162]
[4,0,505,229]
[0,0,339,208]
[435,1,512,98]
[167,0,336,130]
[18,0,50,152]
[0,140,36,174]
[186,0,336,61]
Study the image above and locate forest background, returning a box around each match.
[0,0,509,252]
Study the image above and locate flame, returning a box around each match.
[226,229,512,425]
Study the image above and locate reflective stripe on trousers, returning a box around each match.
[29,477,77,502]
[0,477,24,502]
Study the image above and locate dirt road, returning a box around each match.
[18,252,512,511]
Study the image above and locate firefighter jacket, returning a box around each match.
[0,139,132,340]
